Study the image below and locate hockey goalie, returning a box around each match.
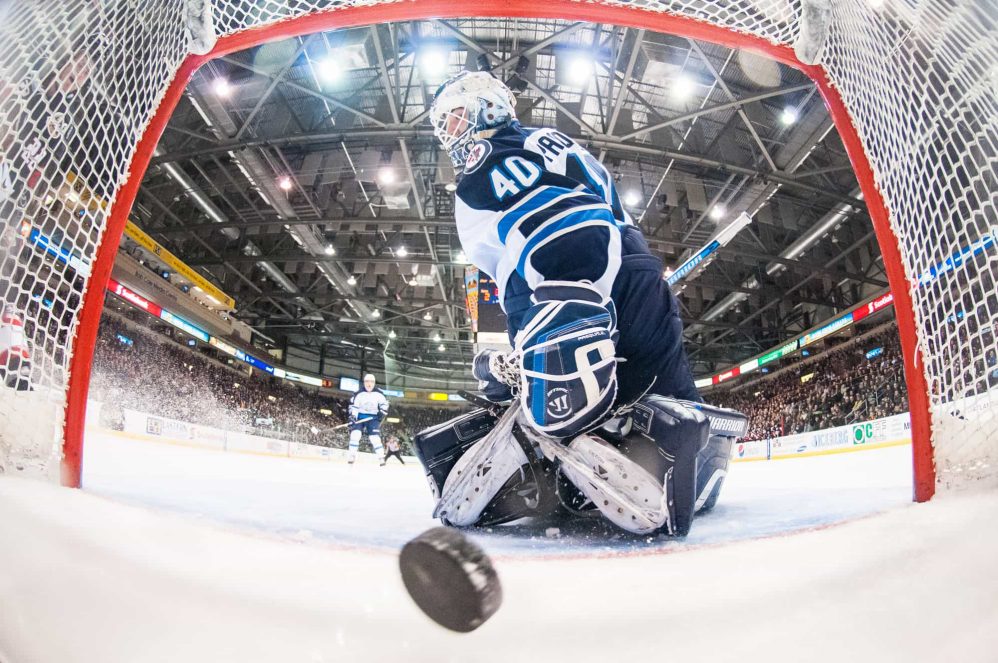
[412,72,749,537]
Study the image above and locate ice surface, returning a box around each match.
[2,431,996,662]
[80,431,914,556]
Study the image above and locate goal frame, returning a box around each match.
[60,0,935,500]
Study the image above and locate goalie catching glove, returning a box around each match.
[513,281,618,439]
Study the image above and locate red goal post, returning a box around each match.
[3,0,992,501]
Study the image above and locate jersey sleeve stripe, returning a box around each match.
[497,185,587,243]
[514,207,619,276]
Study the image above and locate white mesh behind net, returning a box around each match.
[0,0,994,491]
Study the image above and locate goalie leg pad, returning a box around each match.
[415,407,556,527]
[685,401,749,513]
[523,428,669,535]
[625,395,710,536]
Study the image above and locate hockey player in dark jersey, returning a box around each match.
[412,71,748,537]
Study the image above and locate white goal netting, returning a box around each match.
[0,0,994,494]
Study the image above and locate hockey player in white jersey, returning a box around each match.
[347,374,390,466]
[412,71,748,537]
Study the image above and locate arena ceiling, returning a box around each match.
[131,17,889,378]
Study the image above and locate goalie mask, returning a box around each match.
[430,71,517,168]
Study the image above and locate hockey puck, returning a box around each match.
[399,527,502,632]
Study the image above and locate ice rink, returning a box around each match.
[2,431,997,662]
[81,430,915,556]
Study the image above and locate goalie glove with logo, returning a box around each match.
[514,281,618,438]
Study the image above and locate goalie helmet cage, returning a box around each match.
[0,0,993,500]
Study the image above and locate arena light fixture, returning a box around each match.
[389,330,397,339]
[324,244,335,255]
[455,251,468,264]
[396,246,408,258]
[671,74,695,101]
[437,344,445,352]
[423,311,433,321]
[212,77,231,97]
[780,106,798,125]
[444,182,457,192]
[566,54,594,86]
[623,190,641,207]
[347,275,357,286]
[316,57,341,83]
[371,309,381,319]
[709,204,726,220]
[377,168,396,185]
[419,48,448,79]
[433,333,441,341]
[278,176,293,191]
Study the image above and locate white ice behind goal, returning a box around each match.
[0,0,994,498]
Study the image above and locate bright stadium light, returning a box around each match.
[212,78,232,97]
[780,106,798,125]
[709,204,726,221]
[437,344,445,352]
[324,244,335,255]
[347,275,357,286]
[389,330,397,339]
[419,48,448,78]
[278,176,293,191]
[377,168,396,185]
[455,251,468,264]
[371,309,381,319]
[671,74,695,101]
[567,54,594,86]
[444,182,458,192]
[423,311,433,320]
[396,246,408,258]
[433,333,441,341]
[624,190,641,207]
[316,57,342,83]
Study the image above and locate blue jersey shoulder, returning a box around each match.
[457,125,544,210]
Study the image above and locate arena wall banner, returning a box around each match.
[123,220,236,310]
[117,408,396,464]
[763,412,912,461]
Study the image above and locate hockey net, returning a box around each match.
[0,0,993,497]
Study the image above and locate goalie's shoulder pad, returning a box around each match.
[515,295,618,438]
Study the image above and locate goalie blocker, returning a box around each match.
[413,396,748,535]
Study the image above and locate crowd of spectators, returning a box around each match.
[90,311,946,450]
[710,327,908,441]
[89,316,467,451]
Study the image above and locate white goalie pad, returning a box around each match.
[520,424,671,535]
[433,407,529,527]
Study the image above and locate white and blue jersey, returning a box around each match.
[456,124,628,313]
[455,123,700,403]
[349,388,389,434]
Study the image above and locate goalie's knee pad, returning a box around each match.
[413,408,556,527]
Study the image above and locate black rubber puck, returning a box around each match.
[399,527,502,633]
